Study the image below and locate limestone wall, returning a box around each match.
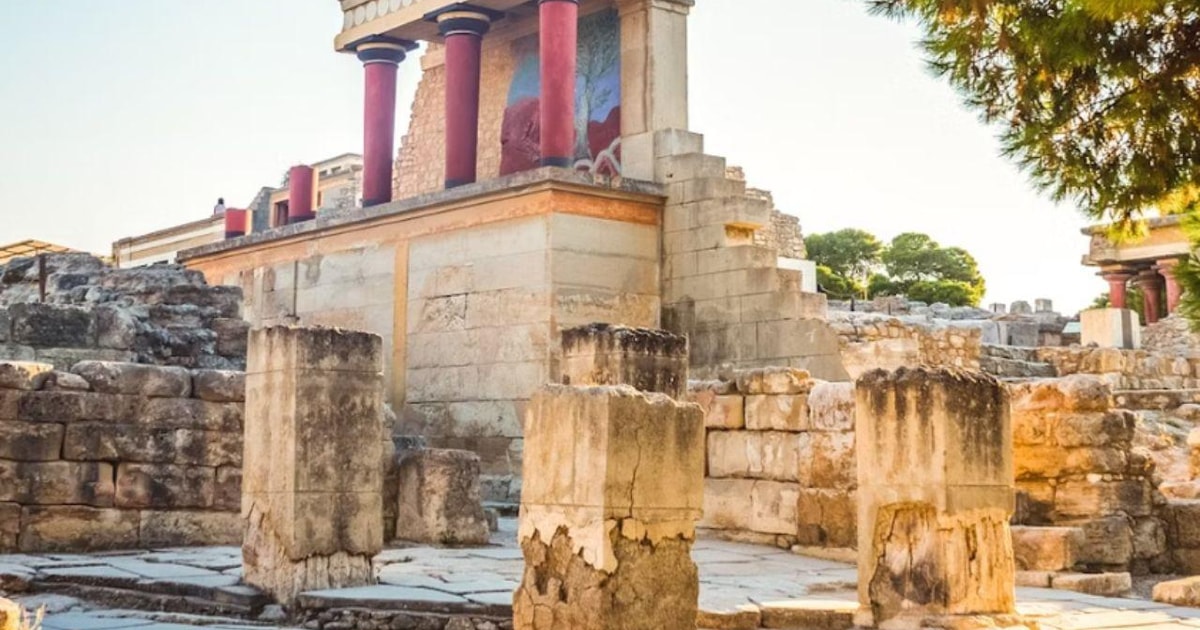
[0,360,243,553]
[0,254,247,371]
[1142,316,1200,357]
[691,369,856,553]
[828,312,982,380]
[1009,376,1172,574]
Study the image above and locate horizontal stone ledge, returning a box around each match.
[72,361,192,398]
[295,584,508,617]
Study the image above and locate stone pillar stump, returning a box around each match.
[242,327,385,605]
[855,367,1016,628]
[514,385,704,630]
[560,324,689,399]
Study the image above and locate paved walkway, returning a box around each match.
[2,520,1200,629]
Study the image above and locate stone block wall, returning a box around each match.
[0,360,243,552]
[691,369,856,552]
[828,312,982,380]
[0,254,247,371]
[1009,376,1172,574]
[1142,316,1200,357]
[1035,347,1200,391]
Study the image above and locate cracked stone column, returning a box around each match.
[855,367,1016,628]
[241,327,385,606]
[514,385,704,630]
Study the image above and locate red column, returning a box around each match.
[438,11,493,188]
[1157,258,1183,314]
[1137,270,1163,324]
[355,38,414,206]
[539,0,579,167]
[288,165,315,224]
[1103,270,1132,309]
[224,208,247,239]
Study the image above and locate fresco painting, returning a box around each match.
[500,9,622,176]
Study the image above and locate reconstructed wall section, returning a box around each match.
[828,312,983,380]
[1036,346,1200,391]
[0,360,243,552]
[692,369,856,553]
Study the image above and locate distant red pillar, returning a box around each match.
[288,165,315,224]
[223,208,248,239]
[538,0,579,168]
[437,9,494,188]
[1138,269,1164,324]
[1103,270,1133,309]
[1158,258,1183,314]
[355,37,414,206]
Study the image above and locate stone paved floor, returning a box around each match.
[3,520,1200,629]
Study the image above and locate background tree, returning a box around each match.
[804,229,884,297]
[806,228,987,306]
[868,0,1200,227]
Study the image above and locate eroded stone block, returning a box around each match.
[395,449,489,545]
[192,369,246,402]
[18,506,139,552]
[71,361,192,397]
[1011,526,1081,571]
[560,324,689,400]
[734,367,812,395]
[0,361,53,391]
[744,395,808,431]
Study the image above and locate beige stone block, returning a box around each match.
[687,198,772,231]
[1011,526,1081,571]
[71,361,192,397]
[173,429,241,467]
[115,463,215,509]
[465,288,551,329]
[744,395,808,431]
[1053,410,1134,447]
[1058,516,1133,566]
[796,489,857,548]
[38,371,90,392]
[701,478,800,536]
[0,421,63,461]
[192,370,246,403]
[552,251,658,294]
[735,367,813,395]
[551,213,659,260]
[62,423,175,463]
[665,177,746,204]
[1008,375,1112,414]
[1055,478,1152,518]
[0,460,113,506]
[1051,572,1132,597]
[808,382,855,432]
[477,361,546,401]
[18,506,139,552]
[553,287,660,331]
[214,466,241,512]
[758,600,856,630]
[696,606,761,630]
[0,361,53,391]
[560,324,688,400]
[1080,308,1140,349]
[140,510,241,547]
[707,431,808,482]
[657,153,727,182]
[137,398,242,431]
[810,432,855,489]
[473,251,549,292]
[663,224,755,255]
[0,502,18,552]
[395,449,489,545]
[690,390,744,429]
[1153,576,1200,606]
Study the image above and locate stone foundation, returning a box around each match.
[242,327,385,605]
[395,448,490,546]
[0,360,243,552]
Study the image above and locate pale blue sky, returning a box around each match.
[0,1,1098,311]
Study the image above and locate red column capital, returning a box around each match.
[1100,268,1134,309]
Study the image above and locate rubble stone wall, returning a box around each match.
[1036,347,1200,390]
[1142,316,1200,357]
[691,369,856,552]
[827,313,982,379]
[0,254,247,371]
[1009,376,1172,574]
[0,360,243,553]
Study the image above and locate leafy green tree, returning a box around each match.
[868,0,1200,226]
[907,280,982,308]
[816,265,864,300]
[805,229,884,295]
[880,233,987,305]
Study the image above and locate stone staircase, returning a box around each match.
[653,130,845,380]
[980,344,1057,379]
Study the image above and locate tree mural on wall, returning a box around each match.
[499,9,622,177]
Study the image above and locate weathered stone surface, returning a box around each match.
[0,361,53,391]
[735,367,813,395]
[1051,572,1132,597]
[560,324,689,400]
[744,395,808,431]
[1152,576,1200,607]
[1011,526,1081,571]
[689,389,744,429]
[856,367,1015,626]
[192,369,246,402]
[37,371,90,392]
[114,463,215,508]
[138,398,242,431]
[1007,375,1111,413]
[1170,500,1200,547]
[62,423,175,463]
[18,506,139,551]
[0,460,114,506]
[9,303,93,347]
[702,478,799,536]
[173,429,242,467]
[0,422,63,461]
[242,327,384,605]
[395,449,490,546]
[0,502,18,551]
[212,318,250,357]
[1055,479,1152,518]
[71,361,192,397]
[810,431,855,488]
[796,489,856,548]
[514,527,698,630]
[214,466,241,512]
[808,382,855,432]
[707,431,808,482]
[1059,517,1134,568]
[759,600,856,630]
[139,510,241,547]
